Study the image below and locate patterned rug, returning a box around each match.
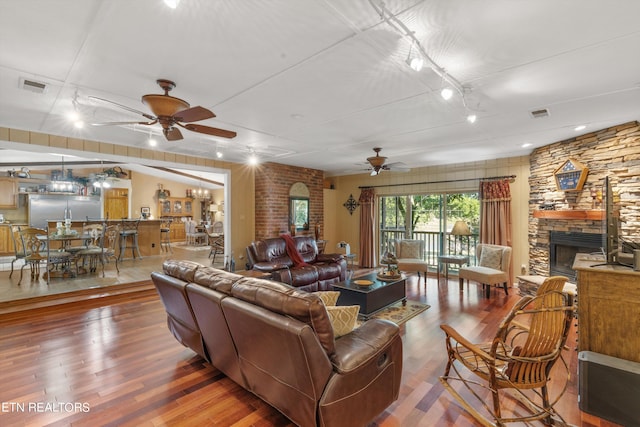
[173,243,211,252]
[366,300,430,326]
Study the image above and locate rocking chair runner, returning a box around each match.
[439,276,574,426]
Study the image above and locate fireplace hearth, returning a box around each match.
[549,231,604,280]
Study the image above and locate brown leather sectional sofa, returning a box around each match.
[246,236,348,291]
[151,259,403,427]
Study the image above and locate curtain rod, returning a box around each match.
[358,174,516,189]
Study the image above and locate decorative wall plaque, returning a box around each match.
[343,194,359,215]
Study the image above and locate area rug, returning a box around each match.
[172,243,211,252]
[367,300,430,326]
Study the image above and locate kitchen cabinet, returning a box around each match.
[0,225,15,256]
[0,178,17,209]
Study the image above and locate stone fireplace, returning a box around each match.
[549,231,603,280]
[528,121,640,280]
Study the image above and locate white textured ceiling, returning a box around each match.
[0,0,639,177]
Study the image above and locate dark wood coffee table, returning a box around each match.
[332,272,406,320]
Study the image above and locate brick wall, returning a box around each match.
[529,121,640,276]
[254,162,324,240]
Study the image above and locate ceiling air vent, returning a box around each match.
[20,78,48,94]
[530,108,549,119]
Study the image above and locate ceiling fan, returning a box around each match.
[366,147,409,175]
[89,79,237,141]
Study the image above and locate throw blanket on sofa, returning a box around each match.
[282,234,309,267]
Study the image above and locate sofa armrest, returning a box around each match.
[317,253,344,264]
[252,262,289,273]
[331,319,399,373]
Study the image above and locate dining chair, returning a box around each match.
[208,233,224,264]
[75,223,105,274]
[9,224,28,278]
[18,227,73,285]
[439,276,574,426]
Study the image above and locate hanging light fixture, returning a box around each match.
[50,156,77,193]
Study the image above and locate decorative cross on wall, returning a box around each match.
[343,194,360,215]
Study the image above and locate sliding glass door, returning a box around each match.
[379,192,479,268]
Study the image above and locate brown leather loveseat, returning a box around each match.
[151,260,402,427]
[247,236,347,291]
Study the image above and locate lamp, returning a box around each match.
[451,220,471,255]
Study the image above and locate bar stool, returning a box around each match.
[160,217,173,253]
[118,219,142,261]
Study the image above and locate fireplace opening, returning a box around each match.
[549,231,604,280]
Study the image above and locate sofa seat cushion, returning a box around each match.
[289,265,319,285]
[459,265,508,284]
[314,262,343,281]
[396,258,429,271]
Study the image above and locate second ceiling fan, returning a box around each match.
[90,79,237,141]
[366,147,409,175]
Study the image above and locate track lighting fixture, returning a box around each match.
[441,87,453,100]
[405,44,424,72]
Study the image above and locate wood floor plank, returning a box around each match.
[0,273,621,426]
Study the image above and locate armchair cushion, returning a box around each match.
[479,245,502,269]
[398,240,422,259]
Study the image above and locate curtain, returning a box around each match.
[359,188,376,268]
[479,179,512,247]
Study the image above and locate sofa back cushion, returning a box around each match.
[193,266,244,295]
[162,259,202,282]
[230,277,336,356]
[295,236,319,263]
[252,237,292,266]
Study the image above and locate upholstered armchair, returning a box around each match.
[458,243,511,298]
[392,239,429,280]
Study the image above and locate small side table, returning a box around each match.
[438,254,469,281]
[344,253,357,273]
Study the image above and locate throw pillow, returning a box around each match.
[479,246,502,270]
[325,305,360,338]
[400,241,421,259]
[313,291,340,306]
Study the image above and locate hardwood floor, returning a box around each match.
[0,272,622,426]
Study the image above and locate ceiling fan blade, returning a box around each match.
[88,96,156,121]
[164,127,183,141]
[181,123,237,139]
[175,106,215,122]
[91,120,157,127]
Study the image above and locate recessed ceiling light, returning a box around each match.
[441,88,453,100]
[466,114,477,124]
[163,0,180,9]
[574,125,586,131]
[522,143,532,148]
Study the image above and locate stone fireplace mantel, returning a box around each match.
[533,210,604,220]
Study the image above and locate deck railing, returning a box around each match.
[379,229,480,273]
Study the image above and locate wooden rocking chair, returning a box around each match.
[440,276,574,426]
